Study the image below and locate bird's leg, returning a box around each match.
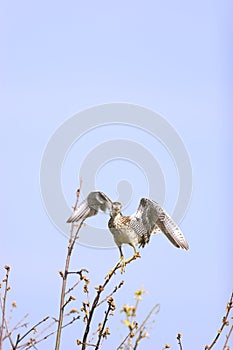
[105,245,140,279]
[117,246,131,273]
[124,244,141,265]
[105,247,124,279]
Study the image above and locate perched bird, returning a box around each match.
[67,191,189,269]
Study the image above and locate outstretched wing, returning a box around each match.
[131,198,189,250]
[67,191,113,223]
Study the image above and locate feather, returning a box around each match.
[132,198,189,250]
[67,191,112,223]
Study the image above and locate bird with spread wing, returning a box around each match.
[67,191,189,272]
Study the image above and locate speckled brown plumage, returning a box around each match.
[67,191,189,260]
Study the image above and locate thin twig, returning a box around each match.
[94,302,112,350]
[127,294,140,350]
[67,269,89,276]
[116,323,138,350]
[81,285,105,349]
[97,281,124,307]
[66,268,89,295]
[24,315,80,349]
[2,313,29,349]
[24,330,56,350]
[54,184,83,350]
[0,265,11,350]
[177,333,183,350]
[3,313,29,341]
[2,303,15,347]
[65,281,81,296]
[77,340,96,347]
[134,304,160,338]
[95,296,116,350]
[55,220,85,349]
[12,316,49,349]
[81,255,140,350]
[223,324,233,349]
[21,318,57,349]
[133,329,144,350]
[73,179,83,214]
[205,292,233,350]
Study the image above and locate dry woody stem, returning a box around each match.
[54,184,83,350]
[205,292,233,350]
[0,265,11,350]
[80,254,140,350]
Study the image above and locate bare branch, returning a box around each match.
[55,183,84,350]
[134,304,160,338]
[77,339,96,347]
[0,265,11,350]
[223,324,233,349]
[97,281,124,307]
[3,313,29,348]
[80,255,140,350]
[177,333,183,350]
[133,328,145,350]
[65,269,89,296]
[95,297,115,350]
[205,292,233,350]
[24,315,80,350]
[12,316,49,350]
[116,323,138,350]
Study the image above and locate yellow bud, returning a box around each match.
[123,320,132,327]
[70,308,78,313]
[104,327,110,335]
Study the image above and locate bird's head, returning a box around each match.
[110,202,122,217]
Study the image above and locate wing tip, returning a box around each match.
[180,242,189,250]
[173,238,189,250]
[66,216,76,223]
[66,211,82,223]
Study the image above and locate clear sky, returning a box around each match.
[1,1,232,349]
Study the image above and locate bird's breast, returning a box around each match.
[108,215,131,230]
[108,215,139,246]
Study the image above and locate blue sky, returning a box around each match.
[1,1,232,349]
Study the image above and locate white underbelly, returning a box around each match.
[109,227,139,247]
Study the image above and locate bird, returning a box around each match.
[67,191,189,271]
